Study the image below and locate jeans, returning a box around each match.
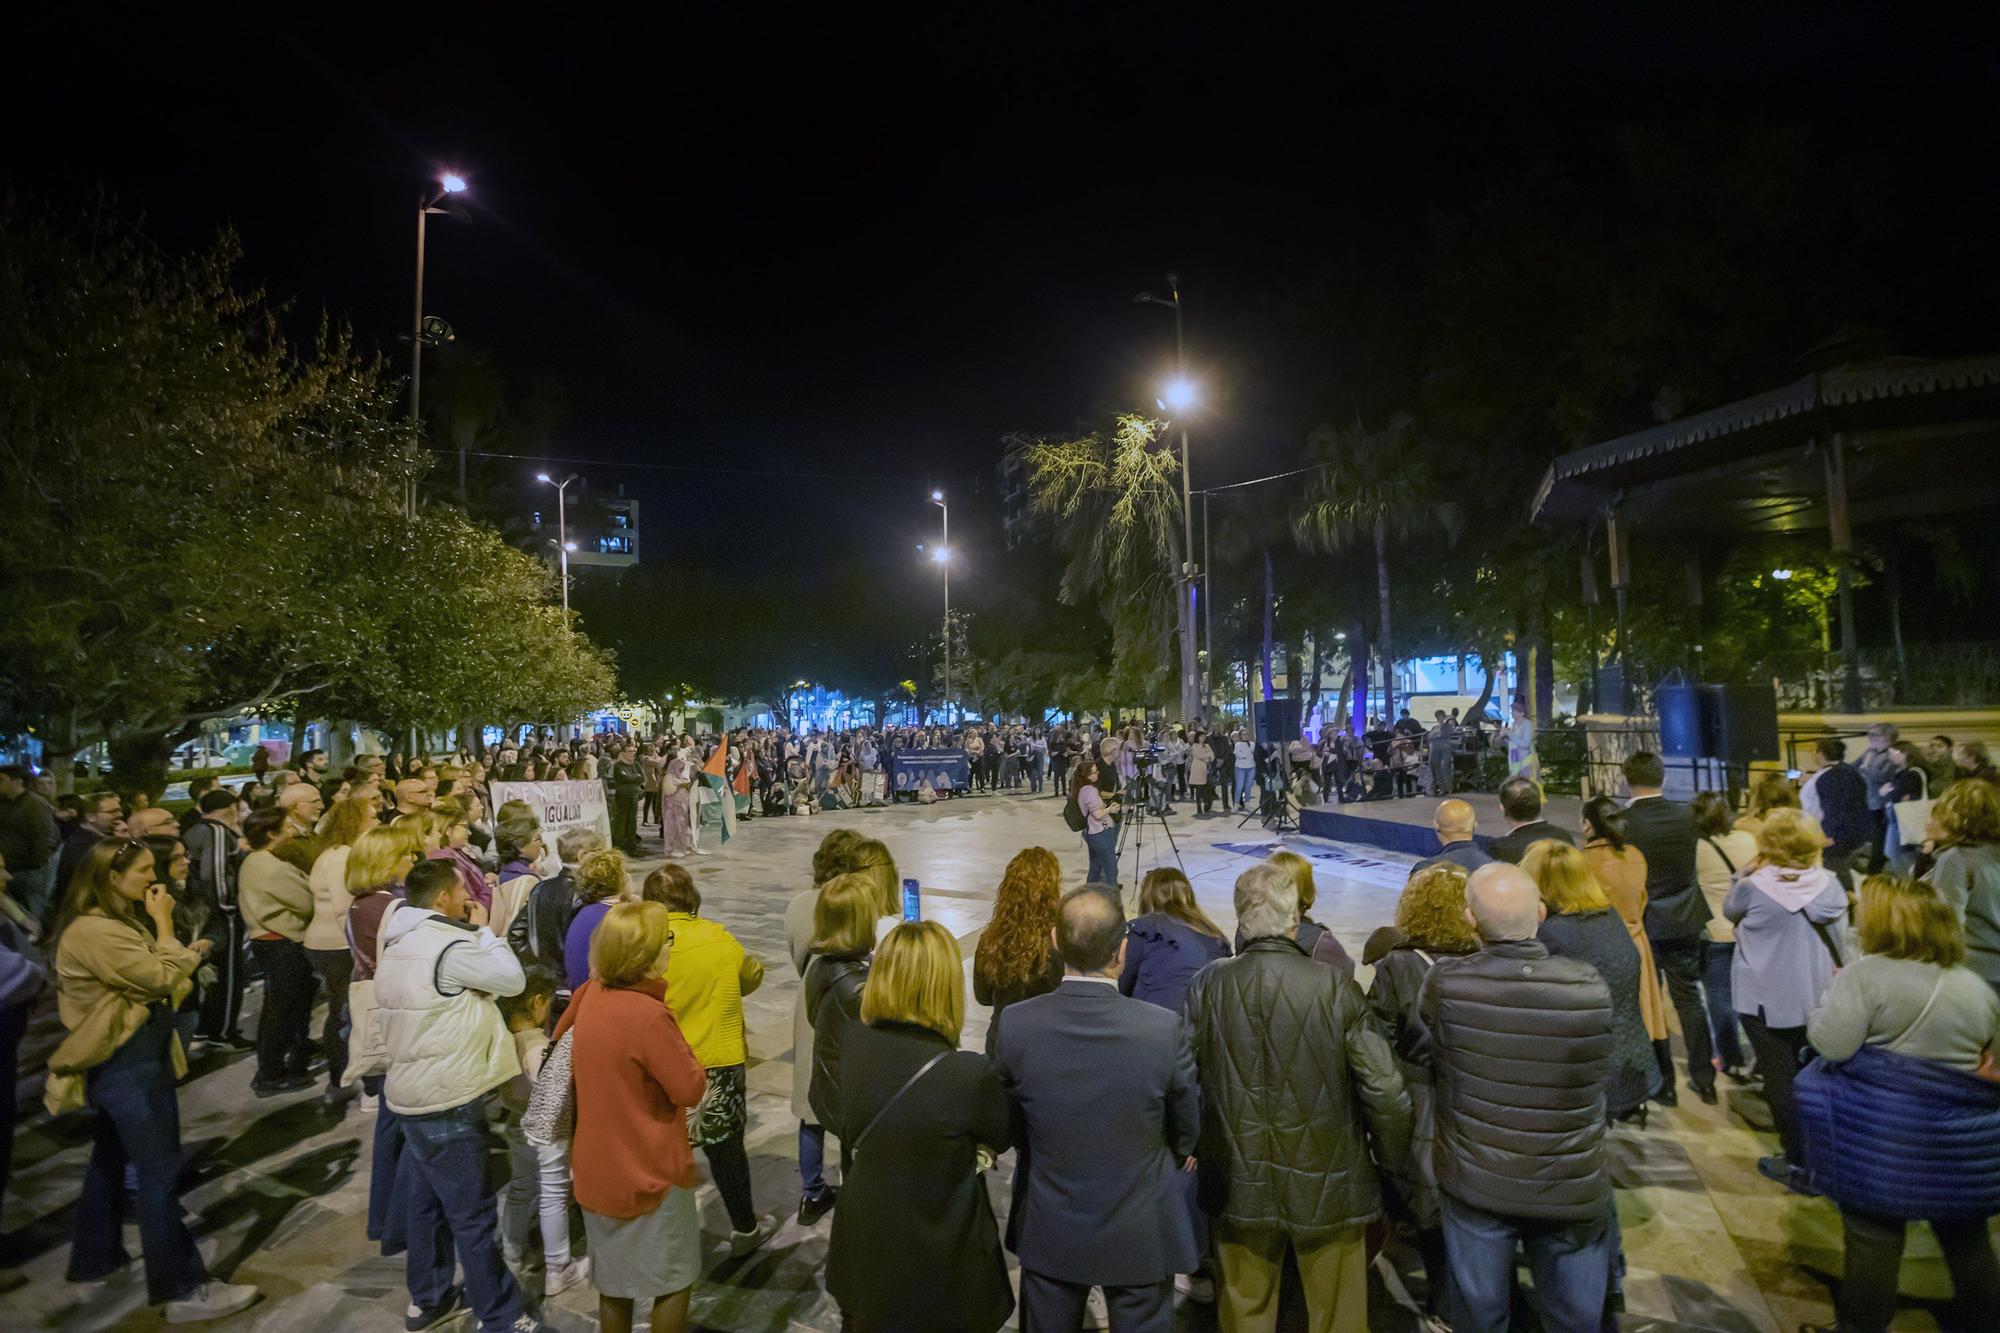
[305,946,352,1089]
[0,1002,24,1218]
[1839,1207,2000,1331]
[704,1130,757,1233]
[67,1005,209,1305]
[1232,766,1255,808]
[367,1079,409,1252]
[1650,937,1715,1093]
[1741,1012,1810,1166]
[249,937,315,1082]
[1440,1194,1615,1333]
[798,1121,833,1200]
[400,1096,524,1332]
[502,1127,573,1267]
[1083,825,1120,887]
[1700,940,1746,1071]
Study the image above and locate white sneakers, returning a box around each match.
[544,1256,590,1297]
[163,1280,260,1323]
[1174,1271,1216,1304]
[728,1213,781,1258]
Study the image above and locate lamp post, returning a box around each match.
[538,472,580,624]
[410,172,468,518]
[1138,275,1202,724]
[931,490,951,724]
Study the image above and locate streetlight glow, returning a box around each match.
[1163,378,1198,412]
[932,546,951,565]
[536,472,552,484]
[930,490,944,503]
[440,173,468,194]
[1772,568,1794,580]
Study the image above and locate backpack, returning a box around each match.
[1062,792,1087,833]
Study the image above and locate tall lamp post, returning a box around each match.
[931,491,951,723]
[1138,275,1203,724]
[409,171,468,517]
[537,472,580,624]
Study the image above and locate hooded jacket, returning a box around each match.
[1725,864,1849,1029]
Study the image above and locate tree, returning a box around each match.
[1293,414,1462,724]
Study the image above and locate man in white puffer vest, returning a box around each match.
[377,859,545,1333]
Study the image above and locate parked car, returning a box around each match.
[171,741,230,770]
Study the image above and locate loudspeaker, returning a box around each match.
[1655,680,1702,757]
[1253,698,1301,745]
[1700,684,1779,767]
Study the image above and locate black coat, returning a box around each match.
[1536,909,1654,1116]
[826,1020,1013,1332]
[505,870,577,978]
[971,946,1062,1056]
[992,979,1199,1285]
[804,953,870,1130]
[1487,820,1577,864]
[1623,797,1709,942]
[1365,942,1474,1228]
[1419,938,1614,1221]
[1183,938,1412,1243]
[1815,762,1872,849]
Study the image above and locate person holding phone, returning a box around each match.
[1071,759,1121,887]
[51,839,261,1323]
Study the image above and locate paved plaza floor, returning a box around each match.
[0,789,1974,1329]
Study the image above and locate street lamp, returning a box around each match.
[931,491,951,724]
[538,472,580,624]
[411,170,468,516]
[1138,275,1203,723]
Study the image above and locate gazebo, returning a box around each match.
[1533,349,2000,712]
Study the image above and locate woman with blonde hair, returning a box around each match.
[1797,874,2000,1333]
[1693,790,1757,1081]
[786,829,868,1224]
[804,872,879,1179]
[1928,778,2000,993]
[643,864,777,1255]
[828,922,1013,1332]
[1245,849,1353,973]
[1364,864,1478,1321]
[1734,771,1800,837]
[304,796,377,1104]
[554,900,706,1333]
[1523,841,1655,1118]
[1580,795,1673,1099]
[972,847,1065,1052]
[50,841,258,1321]
[1120,866,1229,1012]
[1726,807,1850,1192]
[563,848,629,992]
[343,820,425,1237]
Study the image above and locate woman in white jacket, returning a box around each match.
[303,797,375,1105]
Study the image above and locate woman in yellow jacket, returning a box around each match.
[51,840,260,1323]
[642,864,778,1257]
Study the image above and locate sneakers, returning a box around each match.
[506,1318,552,1333]
[728,1213,781,1257]
[251,1072,316,1097]
[1084,1286,1110,1329]
[798,1189,837,1227]
[164,1280,261,1323]
[323,1081,360,1108]
[1757,1154,1820,1196]
[359,1092,380,1114]
[405,1285,466,1331]
[544,1256,590,1297]
[1174,1272,1216,1304]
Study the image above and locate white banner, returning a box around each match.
[489,779,611,850]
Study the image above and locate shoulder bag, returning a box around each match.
[851,1050,949,1159]
[341,900,397,1085]
[1889,769,1934,851]
[520,1028,577,1146]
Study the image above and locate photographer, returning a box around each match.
[1070,759,1122,887]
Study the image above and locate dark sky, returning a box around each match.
[10,7,1995,557]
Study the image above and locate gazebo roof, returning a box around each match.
[1532,353,2000,534]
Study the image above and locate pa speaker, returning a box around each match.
[1701,684,1779,767]
[1654,681,1702,757]
[1254,698,1302,745]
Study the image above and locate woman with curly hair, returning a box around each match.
[1928,778,2000,993]
[1365,864,1479,1320]
[562,848,630,992]
[972,847,1065,1054]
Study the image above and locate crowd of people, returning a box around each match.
[0,715,1998,1330]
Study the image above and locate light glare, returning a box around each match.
[1772,568,1794,580]
[1163,378,1198,412]
[932,546,951,565]
[440,173,468,194]
[536,472,553,484]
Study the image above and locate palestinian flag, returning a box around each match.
[702,742,736,844]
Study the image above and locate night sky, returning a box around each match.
[10,8,1994,566]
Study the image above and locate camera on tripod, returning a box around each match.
[1130,745,1165,770]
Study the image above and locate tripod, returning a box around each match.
[1236,747,1301,835]
[1117,765,1184,886]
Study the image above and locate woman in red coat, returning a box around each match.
[555,901,706,1333]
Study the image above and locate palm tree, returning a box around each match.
[1293,414,1461,724]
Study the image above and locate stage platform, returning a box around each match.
[1297,792,1584,858]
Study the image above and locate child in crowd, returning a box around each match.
[499,964,590,1297]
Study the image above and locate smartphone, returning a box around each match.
[901,878,922,922]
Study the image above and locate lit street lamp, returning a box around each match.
[930,491,952,723]
[409,170,469,516]
[1137,275,1203,723]
[538,472,580,624]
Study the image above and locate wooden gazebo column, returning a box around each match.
[1823,432,1863,713]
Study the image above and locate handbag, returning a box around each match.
[341,899,397,1085]
[521,1028,577,1146]
[1889,769,1934,851]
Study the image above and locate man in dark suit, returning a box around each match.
[993,887,1199,1332]
[1486,776,1577,863]
[1808,737,1872,887]
[1619,751,1715,1105]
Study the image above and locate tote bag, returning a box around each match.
[1889,770,1934,851]
[520,1028,577,1146]
[341,901,397,1085]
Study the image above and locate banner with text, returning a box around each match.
[489,779,612,849]
[889,749,970,793]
